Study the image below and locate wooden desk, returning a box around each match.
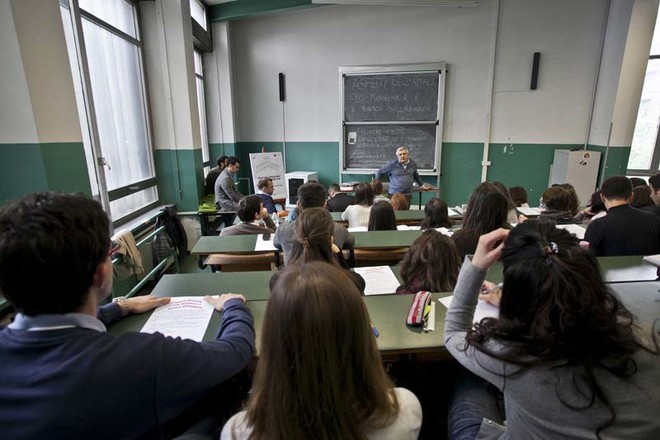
[190,235,280,269]
[486,255,659,284]
[352,230,424,249]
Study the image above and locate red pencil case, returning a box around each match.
[406,291,432,326]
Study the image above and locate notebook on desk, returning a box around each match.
[642,254,660,267]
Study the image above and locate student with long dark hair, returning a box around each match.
[222,263,423,440]
[451,182,509,258]
[538,186,579,224]
[446,221,660,439]
[368,201,397,231]
[396,230,460,294]
[277,207,365,293]
[342,182,375,228]
[420,197,452,230]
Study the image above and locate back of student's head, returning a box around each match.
[420,197,451,229]
[491,181,515,210]
[631,185,653,209]
[463,182,509,235]
[0,192,110,315]
[399,230,460,293]
[508,186,528,207]
[354,182,374,206]
[587,190,606,213]
[649,173,660,191]
[601,176,632,201]
[297,181,326,209]
[371,179,384,195]
[328,183,340,194]
[390,193,409,211]
[247,262,398,439]
[257,178,272,191]
[289,207,335,265]
[217,155,228,167]
[542,186,572,212]
[555,183,579,215]
[236,195,262,223]
[629,177,647,188]
[468,220,637,369]
[368,201,397,231]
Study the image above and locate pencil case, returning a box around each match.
[406,291,432,326]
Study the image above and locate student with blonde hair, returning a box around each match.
[222,262,423,440]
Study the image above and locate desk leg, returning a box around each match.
[418,192,422,210]
[198,213,209,236]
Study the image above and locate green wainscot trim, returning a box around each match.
[586,145,631,185]
[440,142,484,206]
[0,142,90,206]
[487,143,583,204]
[208,143,236,166]
[235,141,340,191]
[40,142,91,196]
[209,0,318,22]
[154,148,205,212]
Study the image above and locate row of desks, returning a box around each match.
[109,258,659,357]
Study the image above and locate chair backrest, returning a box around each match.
[353,248,408,267]
[205,252,277,272]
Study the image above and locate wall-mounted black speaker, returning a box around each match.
[531,52,540,90]
[279,73,285,102]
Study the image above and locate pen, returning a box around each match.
[482,282,503,294]
[371,324,379,338]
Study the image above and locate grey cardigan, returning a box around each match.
[444,259,660,439]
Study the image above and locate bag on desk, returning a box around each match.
[406,291,432,326]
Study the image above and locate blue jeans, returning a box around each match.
[448,367,505,440]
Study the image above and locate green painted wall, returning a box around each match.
[154,148,204,211]
[587,145,631,185]
[208,142,237,165]
[487,143,582,204]
[0,142,90,205]
[439,142,483,206]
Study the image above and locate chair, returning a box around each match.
[204,252,277,272]
[353,247,408,267]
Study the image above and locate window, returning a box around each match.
[195,50,210,167]
[190,0,207,31]
[60,0,157,225]
[628,12,660,174]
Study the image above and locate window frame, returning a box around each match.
[61,0,160,227]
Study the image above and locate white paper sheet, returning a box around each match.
[254,233,278,251]
[555,223,586,239]
[448,208,462,217]
[438,295,500,323]
[435,227,453,236]
[517,207,542,216]
[347,226,368,232]
[353,266,401,295]
[141,297,214,341]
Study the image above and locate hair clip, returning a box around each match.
[543,241,559,256]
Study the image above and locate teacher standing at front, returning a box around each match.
[375,147,431,203]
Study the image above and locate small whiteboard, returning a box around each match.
[249,152,286,200]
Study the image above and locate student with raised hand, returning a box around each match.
[368,200,397,231]
[342,182,375,228]
[420,197,452,230]
[445,222,660,440]
[274,207,365,293]
[451,182,509,259]
[396,229,460,294]
[0,192,255,440]
[222,262,423,440]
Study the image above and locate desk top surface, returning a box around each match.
[191,235,261,255]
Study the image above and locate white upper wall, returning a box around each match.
[0,0,39,144]
[215,0,636,146]
[229,3,495,143]
[490,0,607,144]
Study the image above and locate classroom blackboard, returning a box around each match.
[344,73,439,122]
[345,124,436,169]
[340,64,445,172]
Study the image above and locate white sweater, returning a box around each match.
[341,204,372,228]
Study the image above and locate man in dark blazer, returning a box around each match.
[327,183,354,212]
[220,195,276,236]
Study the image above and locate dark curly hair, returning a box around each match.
[465,220,645,438]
